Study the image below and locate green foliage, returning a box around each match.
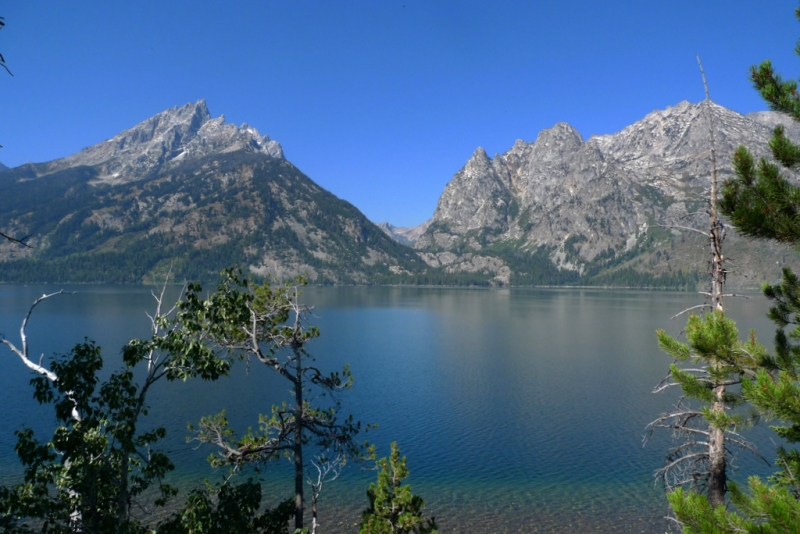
[179,268,369,530]
[668,488,747,534]
[359,443,437,534]
[666,5,800,532]
[723,142,800,245]
[669,479,800,534]
[0,342,176,534]
[659,312,764,403]
[720,8,800,246]
[739,267,800,501]
[652,313,763,492]
[0,278,241,532]
[157,480,294,534]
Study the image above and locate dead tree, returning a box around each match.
[306,452,344,534]
[1,291,77,414]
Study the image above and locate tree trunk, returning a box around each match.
[700,67,728,506]
[294,345,305,532]
[117,454,129,525]
[707,386,727,507]
[311,493,319,534]
[707,102,727,506]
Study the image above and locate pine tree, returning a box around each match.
[647,58,759,510]
[360,442,437,534]
[651,312,763,504]
[665,5,800,532]
[720,0,800,508]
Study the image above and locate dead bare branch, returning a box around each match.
[306,452,344,534]
[0,230,31,247]
[655,223,708,238]
[1,290,74,384]
[671,304,712,320]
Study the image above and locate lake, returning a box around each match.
[0,284,781,533]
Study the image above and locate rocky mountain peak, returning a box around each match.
[588,100,776,189]
[0,102,425,285]
[468,146,491,164]
[533,122,583,149]
[412,99,800,287]
[521,122,585,173]
[43,100,283,184]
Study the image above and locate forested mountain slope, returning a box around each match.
[0,101,428,284]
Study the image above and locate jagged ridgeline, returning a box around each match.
[411,101,800,289]
[1,100,798,287]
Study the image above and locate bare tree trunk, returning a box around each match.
[699,56,727,506]
[311,493,319,534]
[294,345,305,532]
[707,115,728,505]
[306,453,343,534]
[708,170,728,506]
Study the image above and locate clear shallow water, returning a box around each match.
[0,285,780,533]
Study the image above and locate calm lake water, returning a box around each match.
[0,285,781,533]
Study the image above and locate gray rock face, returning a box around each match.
[415,100,797,287]
[44,100,283,183]
[428,147,511,236]
[746,110,800,139]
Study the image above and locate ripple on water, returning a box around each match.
[1,286,779,533]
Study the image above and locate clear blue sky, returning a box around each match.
[2,1,800,227]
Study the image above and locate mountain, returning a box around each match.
[0,101,428,284]
[376,220,431,246]
[9,101,284,185]
[413,100,800,289]
[4,99,795,288]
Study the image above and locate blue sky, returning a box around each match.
[2,1,800,227]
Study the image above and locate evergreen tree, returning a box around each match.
[360,442,437,534]
[651,312,764,503]
[665,4,800,532]
[647,57,752,511]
